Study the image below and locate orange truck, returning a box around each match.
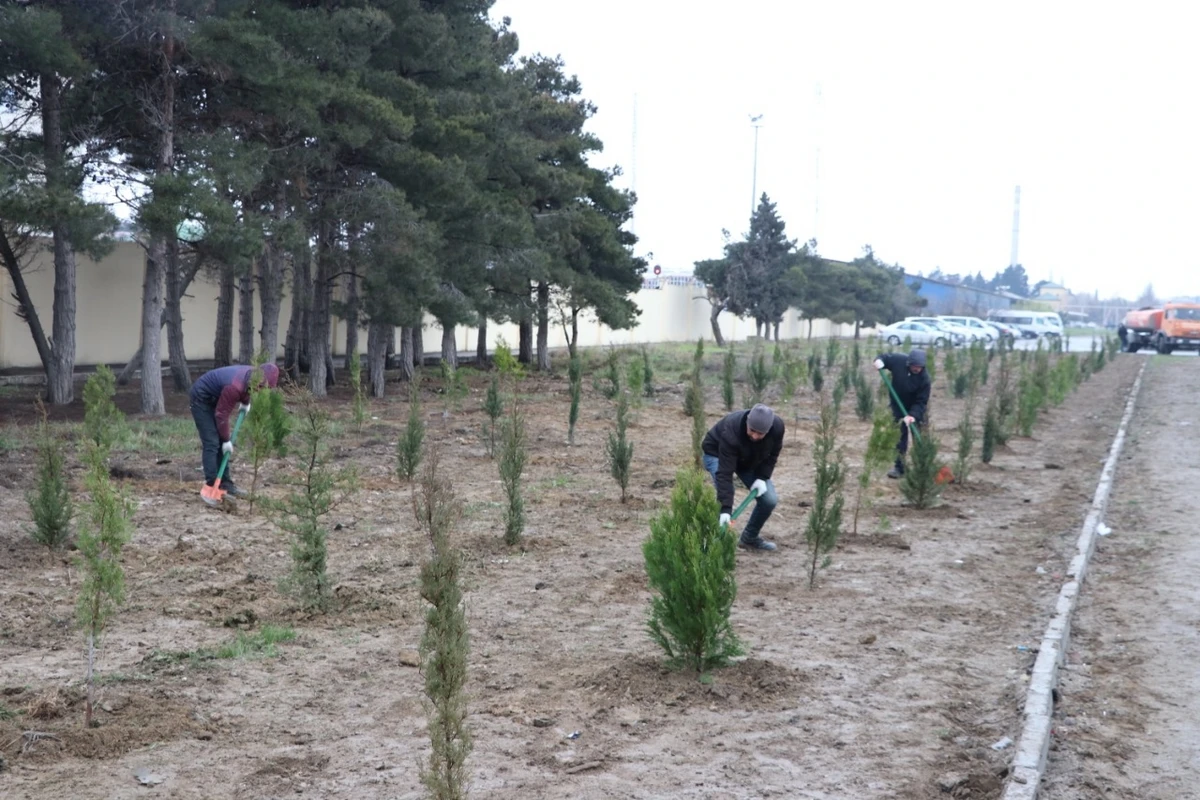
[1119,302,1200,354]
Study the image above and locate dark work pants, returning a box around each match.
[191,401,232,486]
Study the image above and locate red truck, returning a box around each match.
[1119,302,1200,354]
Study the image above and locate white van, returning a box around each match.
[939,316,1009,345]
[987,309,1063,339]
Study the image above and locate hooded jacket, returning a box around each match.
[701,409,785,515]
[877,352,931,422]
[190,363,280,440]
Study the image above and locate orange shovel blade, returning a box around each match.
[200,483,226,503]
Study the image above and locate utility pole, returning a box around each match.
[750,114,764,215]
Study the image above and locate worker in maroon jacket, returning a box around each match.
[190,363,280,505]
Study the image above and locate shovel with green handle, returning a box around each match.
[200,405,248,504]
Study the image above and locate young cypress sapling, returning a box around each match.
[954,396,976,485]
[567,354,582,446]
[721,345,736,411]
[499,402,527,545]
[626,352,645,407]
[412,447,471,799]
[899,423,945,509]
[805,401,846,588]
[642,468,743,674]
[348,350,366,431]
[244,379,291,513]
[397,380,425,481]
[641,346,655,397]
[981,397,1000,464]
[28,402,73,550]
[606,388,635,503]
[852,407,900,534]
[483,374,503,457]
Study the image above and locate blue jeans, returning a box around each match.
[191,401,232,487]
[702,455,778,541]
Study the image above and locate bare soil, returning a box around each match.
[0,349,1142,799]
[1041,356,1200,800]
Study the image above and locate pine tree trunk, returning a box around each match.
[709,302,726,347]
[164,237,191,391]
[0,232,56,389]
[518,313,533,365]
[139,20,175,416]
[284,242,312,382]
[214,263,235,367]
[117,259,202,385]
[141,241,167,415]
[367,321,389,398]
[412,325,423,368]
[41,73,77,405]
[568,309,579,358]
[257,183,287,362]
[344,269,359,359]
[308,220,333,395]
[807,318,814,339]
[440,323,457,369]
[773,321,780,342]
[476,318,488,368]
[237,263,255,364]
[398,326,415,382]
[536,281,551,371]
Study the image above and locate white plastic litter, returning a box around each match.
[1097,522,1112,536]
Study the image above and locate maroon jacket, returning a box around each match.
[190,363,280,440]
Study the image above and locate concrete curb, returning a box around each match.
[1002,358,1148,799]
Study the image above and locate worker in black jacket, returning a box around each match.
[701,403,784,551]
[873,348,932,478]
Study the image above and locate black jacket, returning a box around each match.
[701,409,785,514]
[878,352,931,422]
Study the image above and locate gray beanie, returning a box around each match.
[747,403,775,433]
[907,348,927,368]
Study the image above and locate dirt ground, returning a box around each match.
[1040,355,1200,800]
[0,345,1143,799]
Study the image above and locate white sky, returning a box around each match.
[491,1,1200,301]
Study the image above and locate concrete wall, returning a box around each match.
[1,240,865,372]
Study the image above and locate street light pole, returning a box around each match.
[750,114,764,215]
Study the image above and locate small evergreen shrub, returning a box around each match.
[606,389,635,503]
[899,425,945,509]
[567,354,582,446]
[397,381,425,481]
[721,345,736,411]
[499,403,527,545]
[805,401,845,588]
[483,375,503,457]
[27,406,73,550]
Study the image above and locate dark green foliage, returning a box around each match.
[954,399,975,485]
[852,342,861,369]
[606,390,635,503]
[690,367,707,470]
[779,351,803,402]
[1017,371,1042,437]
[811,362,824,393]
[899,425,945,509]
[483,375,503,456]
[831,382,846,419]
[952,373,970,399]
[397,382,425,481]
[567,355,583,445]
[837,360,853,394]
[597,347,621,400]
[807,351,819,375]
[853,407,900,533]
[348,350,366,431]
[746,349,773,406]
[722,345,736,411]
[626,352,645,406]
[244,383,291,512]
[643,468,744,674]
[683,338,705,418]
[267,394,356,612]
[641,347,655,397]
[854,373,875,421]
[439,362,468,415]
[825,338,840,369]
[982,398,999,464]
[805,402,845,588]
[499,403,527,545]
[413,448,471,799]
[82,365,124,453]
[28,409,73,550]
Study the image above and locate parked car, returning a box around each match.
[877,320,952,348]
[905,317,971,346]
[939,315,1012,345]
[986,309,1063,339]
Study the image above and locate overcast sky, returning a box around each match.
[491,1,1200,302]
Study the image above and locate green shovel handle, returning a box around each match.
[214,406,248,485]
[878,368,921,443]
[720,486,762,530]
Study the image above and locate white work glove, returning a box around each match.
[873,358,885,370]
[239,402,252,415]
[221,441,234,455]
[750,478,767,498]
[719,513,732,528]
